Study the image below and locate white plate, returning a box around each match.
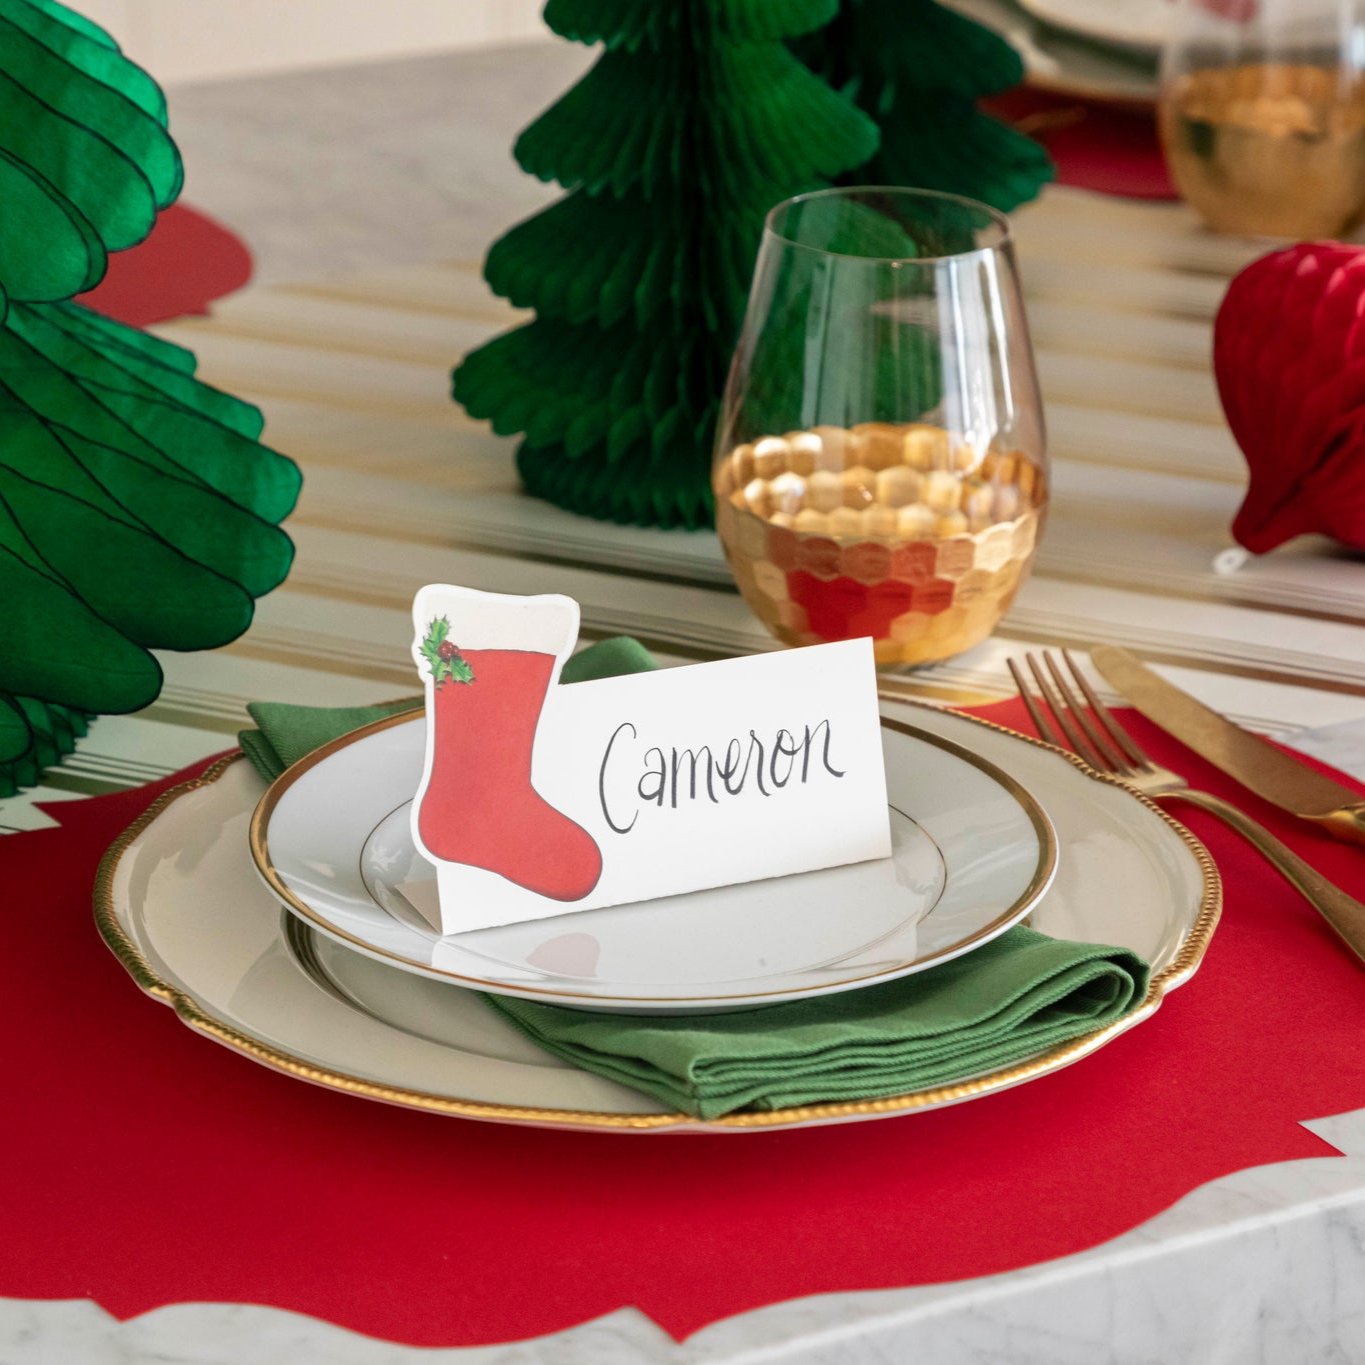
[96,701,1220,1134]
[941,0,1160,104]
[1018,0,1171,56]
[251,715,1056,1014]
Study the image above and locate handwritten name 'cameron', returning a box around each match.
[598,720,846,834]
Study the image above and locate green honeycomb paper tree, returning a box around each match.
[0,0,299,796]
[453,0,879,530]
[797,0,1054,213]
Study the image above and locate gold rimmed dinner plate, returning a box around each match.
[95,699,1219,1133]
[249,713,1057,1014]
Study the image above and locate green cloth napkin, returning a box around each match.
[237,634,657,781]
[239,633,1149,1120]
[485,931,1149,1119]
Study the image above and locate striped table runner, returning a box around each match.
[7,185,1365,830]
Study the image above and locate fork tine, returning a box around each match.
[1025,653,1107,769]
[1061,648,1154,770]
[1044,652,1130,771]
[1007,657,1063,747]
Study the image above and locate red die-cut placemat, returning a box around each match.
[986,89,1177,200]
[76,202,252,326]
[2,701,1364,1347]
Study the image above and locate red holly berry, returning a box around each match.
[437,640,458,661]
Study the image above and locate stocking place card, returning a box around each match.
[410,584,892,934]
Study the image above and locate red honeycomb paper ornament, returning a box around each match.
[1215,241,1365,553]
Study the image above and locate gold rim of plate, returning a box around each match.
[247,710,1057,1006]
[92,698,1222,1133]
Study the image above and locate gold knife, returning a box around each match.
[1092,646,1365,848]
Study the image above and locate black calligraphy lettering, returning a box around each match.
[639,747,666,806]
[769,728,800,788]
[599,722,638,834]
[746,730,771,796]
[600,715,847,834]
[802,718,846,781]
[670,746,718,806]
[717,737,743,792]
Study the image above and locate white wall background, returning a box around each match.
[77,0,547,84]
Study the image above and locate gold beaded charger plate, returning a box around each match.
[96,700,1220,1133]
[249,711,1058,1014]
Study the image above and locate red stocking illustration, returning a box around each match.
[413,597,602,903]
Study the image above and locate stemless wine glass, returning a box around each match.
[1159,0,1365,237]
[713,187,1047,669]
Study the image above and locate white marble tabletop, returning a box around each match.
[164,40,591,287]
[5,37,1365,1365]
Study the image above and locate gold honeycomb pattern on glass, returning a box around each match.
[714,423,1046,667]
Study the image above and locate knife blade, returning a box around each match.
[1091,646,1365,847]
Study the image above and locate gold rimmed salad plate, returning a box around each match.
[95,699,1220,1134]
[249,713,1057,1015]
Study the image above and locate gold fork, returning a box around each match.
[1009,649,1365,967]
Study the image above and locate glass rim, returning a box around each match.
[762,185,1014,264]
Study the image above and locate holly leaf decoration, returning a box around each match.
[418,616,446,675]
[419,615,475,686]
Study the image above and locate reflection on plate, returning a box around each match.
[1019,0,1171,56]
[942,0,1161,105]
[251,715,1056,1014]
[96,700,1220,1133]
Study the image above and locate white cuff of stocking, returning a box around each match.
[412,583,580,659]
